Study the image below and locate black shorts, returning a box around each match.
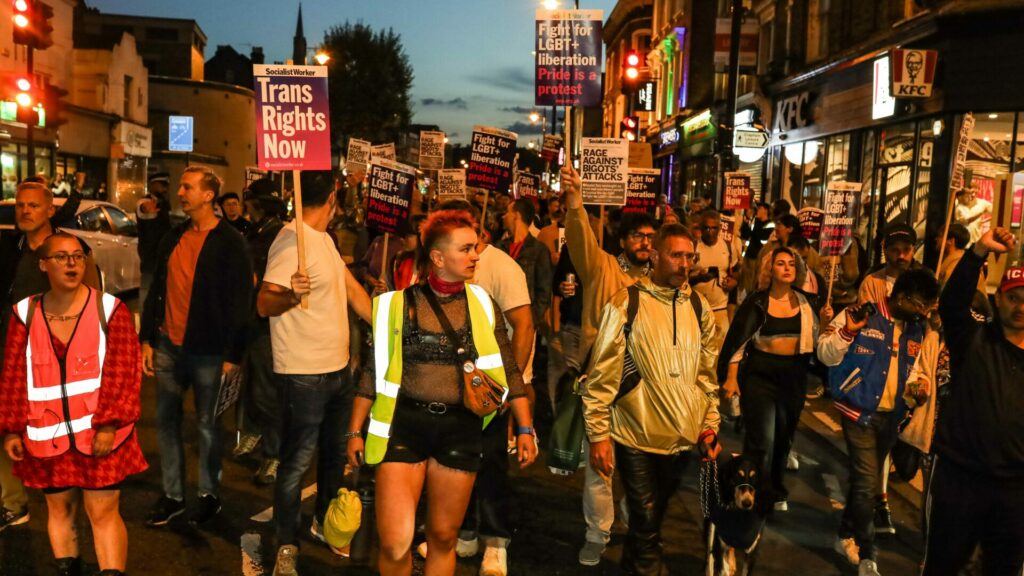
[382,397,483,472]
[42,483,121,495]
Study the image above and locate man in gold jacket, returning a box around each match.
[583,223,722,576]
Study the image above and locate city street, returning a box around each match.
[0,315,926,575]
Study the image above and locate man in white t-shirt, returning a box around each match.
[692,209,739,368]
[955,185,992,243]
[256,171,372,574]
[438,198,535,576]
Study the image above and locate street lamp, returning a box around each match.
[542,0,560,9]
[314,51,330,65]
[529,110,546,139]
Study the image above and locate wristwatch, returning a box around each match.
[515,426,536,437]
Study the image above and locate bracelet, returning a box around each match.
[515,426,536,436]
[343,431,362,440]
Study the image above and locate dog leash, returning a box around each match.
[699,459,721,520]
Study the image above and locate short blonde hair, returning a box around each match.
[183,166,222,196]
[16,181,52,202]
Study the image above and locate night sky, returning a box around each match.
[89,0,618,145]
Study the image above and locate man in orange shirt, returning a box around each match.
[139,167,254,527]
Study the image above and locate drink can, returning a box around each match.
[566,273,575,285]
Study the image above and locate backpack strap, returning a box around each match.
[623,284,640,339]
[614,285,643,403]
[690,290,705,335]
[95,290,108,335]
[24,295,38,333]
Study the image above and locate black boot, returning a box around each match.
[55,557,81,576]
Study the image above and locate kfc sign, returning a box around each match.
[890,49,938,98]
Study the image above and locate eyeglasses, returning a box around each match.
[678,252,700,263]
[628,232,656,242]
[900,294,936,312]
[44,252,87,266]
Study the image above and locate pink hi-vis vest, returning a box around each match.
[14,289,134,458]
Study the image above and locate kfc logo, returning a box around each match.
[891,49,938,98]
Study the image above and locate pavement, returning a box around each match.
[0,300,931,575]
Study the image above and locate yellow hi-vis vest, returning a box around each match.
[365,284,508,465]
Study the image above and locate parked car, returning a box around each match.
[0,198,142,294]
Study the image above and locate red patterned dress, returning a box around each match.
[0,301,148,489]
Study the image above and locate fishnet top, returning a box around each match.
[357,287,526,404]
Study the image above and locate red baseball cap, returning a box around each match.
[1000,265,1024,292]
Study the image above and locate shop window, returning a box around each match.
[876,122,916,228]
[826,134,851,182]
[780,140,824,210]
[1012,113,1024,230]
[859,131,877,261]
[914,122,936,259]
[960,112,1014,241]
[1,144,16,200]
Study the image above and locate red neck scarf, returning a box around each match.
[428,271,465,295]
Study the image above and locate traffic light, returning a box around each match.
[11,0,54,50]
[620,115,639,142]
[41,83,68,128]
[3,75,39,125]
[622,50,642,91]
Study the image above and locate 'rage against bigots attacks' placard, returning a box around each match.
[581,137,629,206]
[346,138,371,172]
[253,64,331,170]
[625,168,660,215]
[419,131,446,170]
[535,9,603,107]
[467,126,518,193]
[820,181,862,256]
[367,159,416,234]
[437,169,466,202]
[371,143,396,162]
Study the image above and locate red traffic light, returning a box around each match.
[622,50,643,86]
[11,0,54,50]
[620,115,640,141]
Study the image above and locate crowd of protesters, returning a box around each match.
[0,159,1021,576]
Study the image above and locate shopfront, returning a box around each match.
[652,117,680,204]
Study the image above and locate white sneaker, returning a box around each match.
[578,540,605,566]
[479,546,507,576]
[457,536,480,558]
[787,451,800,471]
[773,499,788,512]
[272,544,299,576]
[858,558,881,576]
[835,537,860,566]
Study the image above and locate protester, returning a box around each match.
[346,209,537,576]
[954,184,991,243]
[384,213,427,292]
[136,173,172,306]
[583,223,721,576]
[499,198,553,335]
[218,192,253,235]
[739,202,772,296]
[140,166,254,527]
[818,269,938,576]
[233,180,288,485]
[755,213,800,290]
[256,171,373,574]
[1,232,146,576]
[561,165,655,566]
[547,245,583,410]
[720,247,821,511]
[691,209,740,360]
[923,227,1024,575]
[0,181,102,532]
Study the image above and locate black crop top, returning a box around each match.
[760,310,801,338]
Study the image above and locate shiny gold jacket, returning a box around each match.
[582,277,721,454]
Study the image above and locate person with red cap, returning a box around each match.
[922,227,1024,575]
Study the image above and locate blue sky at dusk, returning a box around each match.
[89,0,618,145]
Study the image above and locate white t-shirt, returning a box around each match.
[695,237,737,311]
[473,244,533,381]
[264,221,350,375]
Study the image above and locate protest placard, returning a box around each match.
[366,158,416,234]
[467,126,518,193]
[628,142,653,168]
[624,168,660,215]
[516,172,541,200]
[419,131,445,170]
[819,181,861,256]
[721,214,736,244]
[346,138,371,172]
[798,206,825,242]
[437,169,467,202]
[371,143,396,162]
[535,9,604,107]
[253,64,331,170]
[580,137,629,206]
[723,172,752,210]
[541,134,563,163]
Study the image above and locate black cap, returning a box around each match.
[882,222,916,246]
[246,178,279,199]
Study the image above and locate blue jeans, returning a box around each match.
[273,369,352,546]
[154,334,224,501]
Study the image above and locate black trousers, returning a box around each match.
[461,410,511,544]
[615,443,691,576]
[923,456,1024,576]
[739,349,807,503]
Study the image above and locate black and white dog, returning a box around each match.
[705,454,767,576]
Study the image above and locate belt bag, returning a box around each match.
[421,286,505,418]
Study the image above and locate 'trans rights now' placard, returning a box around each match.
[253,64,331,171]
[467,126,518,193]
[580,137,629,206]
[367,159,416,234]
